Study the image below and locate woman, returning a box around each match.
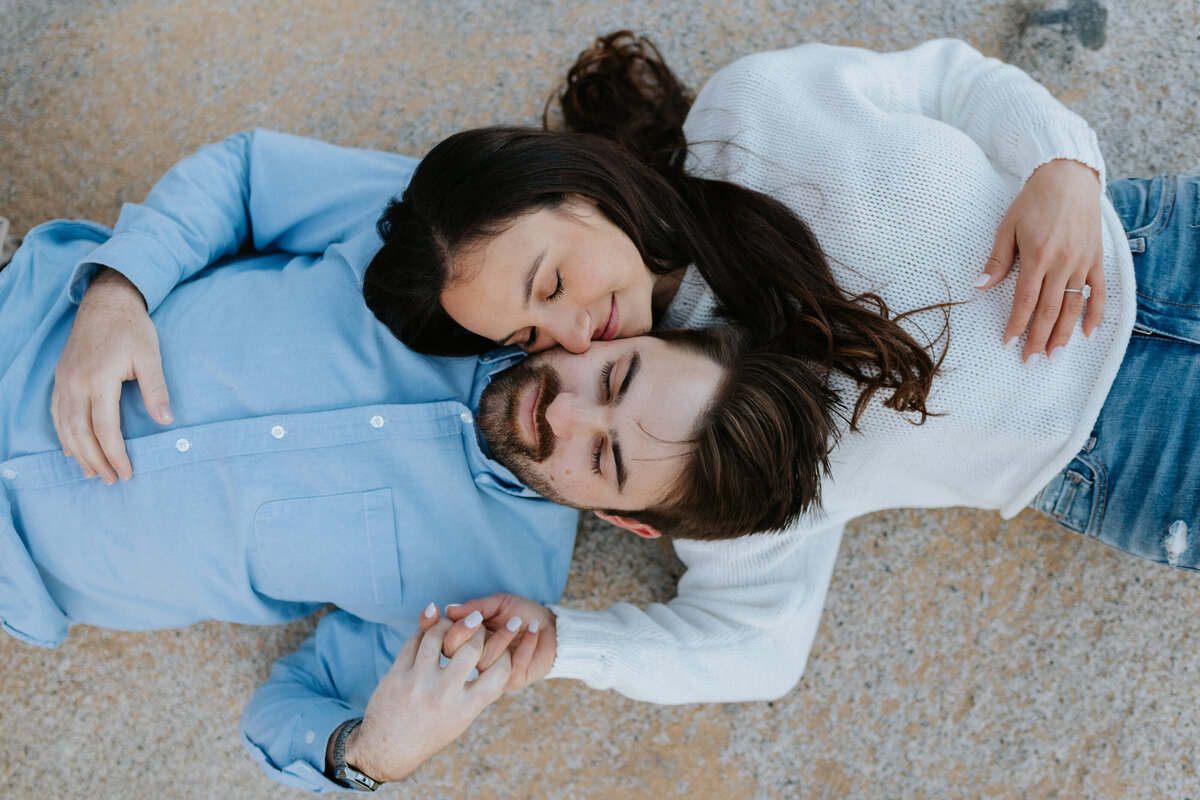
[360,33,1198,702]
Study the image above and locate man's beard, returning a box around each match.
[477,358,569,505]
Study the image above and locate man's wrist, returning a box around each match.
[325,718,383,791]
[85,266,148,310]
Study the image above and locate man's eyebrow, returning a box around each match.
[498,252,545,346]
[612,436,627,492]
[610,351,639,492]
[614,351,640,404]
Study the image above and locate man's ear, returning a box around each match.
[593,511,662,539]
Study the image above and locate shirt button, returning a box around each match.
[1,468,16,480]
[460,411,474,424]
[304,730,315,745]
[270,425,286,439]
[175,438,191,452]
[369,415,385,428]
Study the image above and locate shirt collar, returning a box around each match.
[468,346,546,499]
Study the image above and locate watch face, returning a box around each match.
[335,765,380,792]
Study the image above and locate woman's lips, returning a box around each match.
[598,296,619,341]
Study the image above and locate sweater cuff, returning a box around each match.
[545,605,617,687]
[70,230,183,313]
[1010,124,1107,190]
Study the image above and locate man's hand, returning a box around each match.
[441,594,557,692]
[336,616,516,784]
[976,158,1105,364]
[51,268,173,483]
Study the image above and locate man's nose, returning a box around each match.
[544,392,601,440]
[556,308,593,354]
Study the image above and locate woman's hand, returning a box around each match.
[439,594,557,692]
[340,615,515,783]
[51,268,173,483]
[976,159,1105,363]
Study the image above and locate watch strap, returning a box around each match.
[331,718,381,792]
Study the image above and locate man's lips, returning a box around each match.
[518,381,541,449]
[597,295,619,341]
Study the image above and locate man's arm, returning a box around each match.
[240,609,530,793]
[54,130,419,481]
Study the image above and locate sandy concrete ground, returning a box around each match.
[2,1,1199,798]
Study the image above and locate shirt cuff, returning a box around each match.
[69,230,183,313]
[242,699,358,794]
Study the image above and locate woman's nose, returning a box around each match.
[555,308,593,354]
[544,392,600,440]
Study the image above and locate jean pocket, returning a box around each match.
[253,488,400,606]
[1031,450,1106,537]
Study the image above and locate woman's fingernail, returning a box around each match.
[157,406,173,423]
[423,602,437,618]
[464,610,483,629]
[528,619,540,634]
[506,616,522,632]
[973,273,990,289]
[1048,346,1064,364]
[445,603,463,610]
[1004,336,1019,349]
[1024,352,1042,368]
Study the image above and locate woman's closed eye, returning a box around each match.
[546,271,564,301]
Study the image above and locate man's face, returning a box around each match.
[478,336,724,514]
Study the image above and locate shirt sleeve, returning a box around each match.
[239,610,407,794]
[70,129,419,312]
[546,519,844,703]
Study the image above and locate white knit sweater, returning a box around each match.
[547,39,1136,703]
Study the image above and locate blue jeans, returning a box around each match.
[1030,174,1200,569]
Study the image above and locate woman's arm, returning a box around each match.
[868,39,1107,359]
[444,521,845,704]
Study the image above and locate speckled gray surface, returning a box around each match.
[2,2,1199,798]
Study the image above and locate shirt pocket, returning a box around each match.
[253,488,401,606]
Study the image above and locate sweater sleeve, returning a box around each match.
[70,129,419,311]
[547,519,844,703]
[873,38,1106,186]
[697,39,1105,189]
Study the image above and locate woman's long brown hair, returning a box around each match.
[550,31,947,426]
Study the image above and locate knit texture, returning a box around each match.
[549,39,1136,703]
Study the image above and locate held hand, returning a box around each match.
[976,159,1106,363]
[442,594,557,691]
[51,268,173,483]
[342,616,512,784]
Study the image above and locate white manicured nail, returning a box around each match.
[423,602,437,618]
[464,610,483,629]
[528,619,540,634]
[1004,336,1019,349]
[1024,352,1041,368]
[1048,346,1064,364]
[506,616,522,632]
[973,273,990,289]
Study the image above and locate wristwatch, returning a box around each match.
[330,718,381,792]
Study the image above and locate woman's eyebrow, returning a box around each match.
[521,252,545,308]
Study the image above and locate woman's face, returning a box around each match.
[441,197,658,353]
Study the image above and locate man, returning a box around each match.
[0,130,822,792]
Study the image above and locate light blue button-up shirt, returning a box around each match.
[0,130,578,792]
